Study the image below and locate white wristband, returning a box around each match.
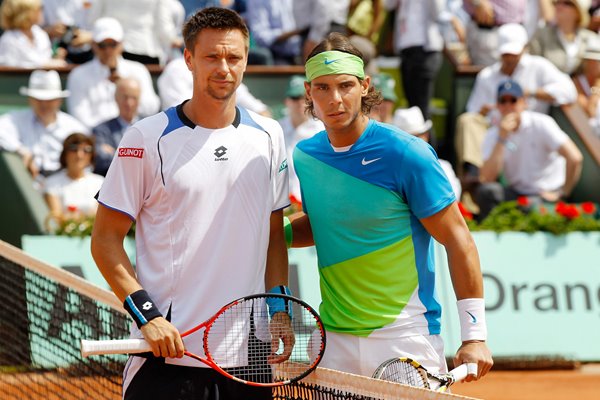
[457,298,487,342]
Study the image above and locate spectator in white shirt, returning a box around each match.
[476,79,583,219]
[44,132,104,225]
[66,17,160,129]
[0,70,88,178]
[157,55,271,115]
[87,0,182,64]
[0,0,67,67]
[455,23,577,181]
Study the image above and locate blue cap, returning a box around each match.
[497,79,523,100]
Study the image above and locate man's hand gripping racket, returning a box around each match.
[372,357,477,392]
[81,293,326,387]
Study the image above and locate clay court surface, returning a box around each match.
[2,365,600,399]
[452,364,600,400]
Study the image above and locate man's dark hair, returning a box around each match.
[182,7,249,53]
[305,32,382,118]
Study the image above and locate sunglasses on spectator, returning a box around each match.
[96,41,118,49]
[67,144,94,153]
[498,97,518,105]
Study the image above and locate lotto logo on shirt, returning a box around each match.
[118,148,144,158]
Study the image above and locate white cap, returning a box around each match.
[19,70,70,100]
[93,17,124,43]
[392,106,432,135]
[498,23,528,55]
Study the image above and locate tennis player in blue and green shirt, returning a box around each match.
[289,32,493,382]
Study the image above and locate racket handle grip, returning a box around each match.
[81,339,151,357]
[450,363,478,382]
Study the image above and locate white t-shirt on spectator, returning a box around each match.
[467,54,577,120]
[0,109,89,174]
[0,25,54,68]
[481,110,568,195]
[44,169,104,214]
[66,57,160,129]
[87,0,179,63]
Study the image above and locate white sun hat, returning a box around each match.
[392,106,432,135]
[19,70,70,100]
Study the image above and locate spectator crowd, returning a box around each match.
[0,0,598,225]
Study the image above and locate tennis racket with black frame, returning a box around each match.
[81,293,326,387]
[372,357,476,392]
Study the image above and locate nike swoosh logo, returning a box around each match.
[324,58,339,65]
[466,311,477,324]
[361,157,382,165]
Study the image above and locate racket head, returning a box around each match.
[372,357,431,389]
[199,293,326,387]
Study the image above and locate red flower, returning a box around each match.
[555,201,567,215]
[457,202,473,221]
[289,194,302,207]
[539,206,547,215]
[516,196,529,207]
[581,202,596,215]
[563,205,580,219]
[67,205,78,213]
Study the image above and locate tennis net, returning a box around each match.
[0,239,477,399]
[274,366,476,400]
[0,240,128,399]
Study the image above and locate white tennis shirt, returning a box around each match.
[97,103,289,367]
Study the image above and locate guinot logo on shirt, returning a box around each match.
[118,147,144,158]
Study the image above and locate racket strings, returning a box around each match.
[203,296,324,384]
[377,361,430,389]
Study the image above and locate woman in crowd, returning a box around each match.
[43,133,104,226]
[0,0,67,67]
[529,0,596,75]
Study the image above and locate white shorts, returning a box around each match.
[317,331,447,378]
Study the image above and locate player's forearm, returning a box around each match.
[446,229,484,299]
[265,210,289,290]
[91,227,140,302]
[92,243,140,302]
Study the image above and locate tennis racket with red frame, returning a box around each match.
[81,293,326,387]
[372,357,476,392]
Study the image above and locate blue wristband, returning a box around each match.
[123,289,163,329]
[266,285,293,319]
